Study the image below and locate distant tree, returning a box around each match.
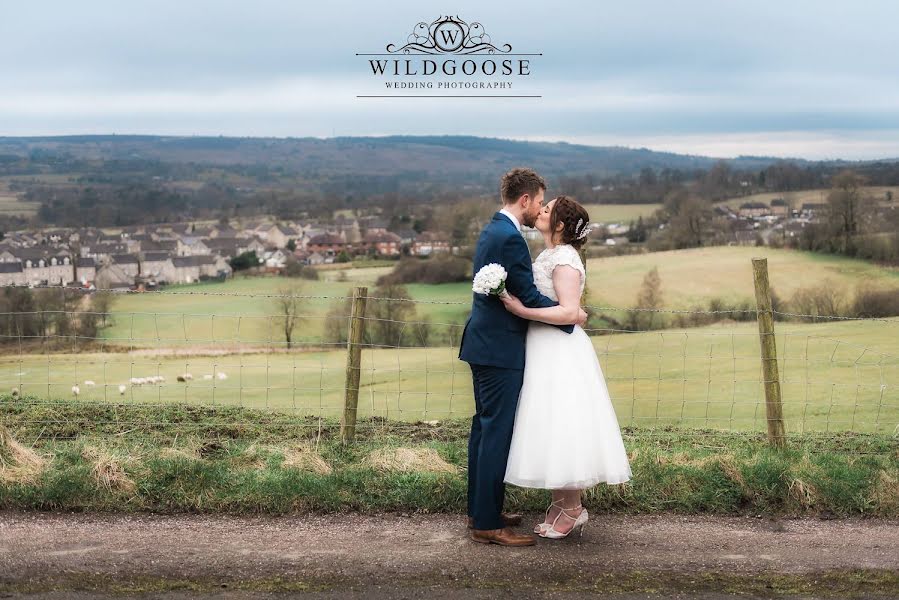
[627,267,664,331]
[275,285,305,349]
[229,251,259,271]
[827,170,868,254]
[91,289,115,327]
[286,239,296,252]
[336,250,351,263]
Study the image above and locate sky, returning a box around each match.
[2,0,898,160]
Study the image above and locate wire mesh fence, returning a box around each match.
[0,281,897,445]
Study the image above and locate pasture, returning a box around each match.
[582,203,662,223]
[716,186,899,210]
[4,317,898,434]
[585,246,899,311]
[95,246,899,350]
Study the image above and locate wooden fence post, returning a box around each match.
[751,258,787,448]
[340,286,368,443]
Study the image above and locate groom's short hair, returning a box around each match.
[501,168,546,205]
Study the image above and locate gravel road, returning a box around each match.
[1,511,897,598]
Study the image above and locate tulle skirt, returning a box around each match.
[504,323,633,490]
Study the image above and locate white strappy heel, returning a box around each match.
[539,504,588,539]
[535,499,565,534]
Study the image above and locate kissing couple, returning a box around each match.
[459,168,633,546]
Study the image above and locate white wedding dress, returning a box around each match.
[504,244,633,489]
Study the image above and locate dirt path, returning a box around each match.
[1,511,897,598]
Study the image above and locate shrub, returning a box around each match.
[283,258,319,280]
[377,255,469,285]
[852,284,899,318]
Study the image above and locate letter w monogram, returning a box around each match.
[439,30,459,45]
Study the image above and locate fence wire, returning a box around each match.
[0,286,897,446]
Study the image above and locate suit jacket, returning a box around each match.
[458,212,574,369]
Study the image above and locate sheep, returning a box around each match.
[11,387,19,398]
[83,380,95,386]
[118,384,127,395]
[136,378,147,386]
[129,377,140,385]
[216,372,228,380]
[176,373,193,382]
[71,384,80,397]
[202,374,213,380]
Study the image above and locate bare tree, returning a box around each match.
[275,285,305,349]
[628,267,664,331]
[92,289,115,328]
[828,170,869,253]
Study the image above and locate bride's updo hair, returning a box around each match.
[549,196,592,250]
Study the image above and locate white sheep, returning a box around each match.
[129,377,139,385]
[11,387,20,398]
[216,372,228,380]
[71,384,80,397]
[202,374,213,380]
[84,380,95,386]
[176,373,193,382]
[118,384,127,395]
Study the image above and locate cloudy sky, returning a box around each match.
[2,0,898,159]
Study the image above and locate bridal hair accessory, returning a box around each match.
[574,218,594,240]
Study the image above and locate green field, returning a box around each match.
[585,246,899,311]
[5,317,898,433]
[96,247,899,350]
[99,275,472,348]
[582,203,662,223]
[717,186,899,210]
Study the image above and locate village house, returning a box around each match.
[16,249,75,286]
[74,257,97,285]
[411,231,450,256]
[171,255,232,284]
[770,198,790,216]
[262,248,289,269]
[0,262,26,286]
[358,231,402,256]
[738,202,771,218]
[140,252,177,284]
[261,224,300,249]
[110,254,140,279]
[83,242,130,262]
[800,203,828,220]
[306,233,348,257]
[94,263,133,289]
[177,237,211,257]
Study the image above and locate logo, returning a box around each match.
[356,15,541,98]
[386,16,512,55]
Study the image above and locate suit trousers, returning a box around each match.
[467,363,525,530]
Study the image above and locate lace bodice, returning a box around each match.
[532,244,585,301]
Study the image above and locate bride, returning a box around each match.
[499,195,633,539]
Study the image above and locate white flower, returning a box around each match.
[472,263,508,296]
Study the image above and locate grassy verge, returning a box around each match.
[2,399,896,516]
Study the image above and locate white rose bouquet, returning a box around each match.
[472,263,509,299]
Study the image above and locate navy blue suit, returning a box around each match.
[458,212,574,530]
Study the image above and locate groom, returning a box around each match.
[459,168,585,546]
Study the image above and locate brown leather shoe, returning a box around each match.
[470,527,536,547]
[467,513,523,529]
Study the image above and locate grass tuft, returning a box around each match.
[365,447,458,474]
[81,444,138,495]
[0,424,47,485]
